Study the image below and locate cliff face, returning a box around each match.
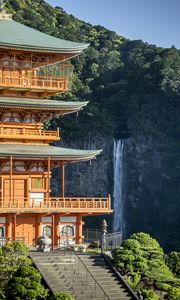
[123,136,179,252]
[51,133,179,251]
[51,135,114,198]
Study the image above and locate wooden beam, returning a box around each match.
[6,214,12,242]
[13,214,16,241]
[55,213,61,247]
[62,162,65,198]
[52,214,55,251]
[35,214,42,243]
[76,214,83,244]
[47,157,51,203]
[10,156,12,204]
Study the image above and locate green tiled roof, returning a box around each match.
[0,97,88,111]
[0,19,88,53]
[0,144,101,161]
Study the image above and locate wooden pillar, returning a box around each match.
[6,214,12,242]
[10,156,12,204]
[54,214,61,247]
[35,214,42,244]
[47,157,51,203]
[13,214,16,241]
[61,162,65,198]
[52,214,55,251]
[76,214,83,244]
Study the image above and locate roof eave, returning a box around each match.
[0,43,89,54]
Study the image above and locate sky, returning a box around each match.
[47,0,180,49]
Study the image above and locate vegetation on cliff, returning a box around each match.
[113,233,180,300]
[5,0,180,251]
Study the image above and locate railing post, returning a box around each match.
[108,194,111,210]
[57,127,60,138]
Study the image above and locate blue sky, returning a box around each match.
[47,0,180,49]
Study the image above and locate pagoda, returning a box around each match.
[0,4,112,248]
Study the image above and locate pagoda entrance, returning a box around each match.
[3,179,27,206]
[16,215,35,245]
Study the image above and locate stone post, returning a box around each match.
[101,219,108,253]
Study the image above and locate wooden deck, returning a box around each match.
[0,75,70,93]
[0,196,112,214]
[0,123,60,141]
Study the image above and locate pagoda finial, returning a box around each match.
[0,0,12,20]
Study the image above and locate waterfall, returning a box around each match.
[113,140,124,232]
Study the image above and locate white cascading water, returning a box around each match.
[113,140,124,232]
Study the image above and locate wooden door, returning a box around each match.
[13,180,25,205]
[16,216,35,245]
[3,179,26,205]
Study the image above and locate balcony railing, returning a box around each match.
[0,75,70,92]
[0,196,112,213]
[0,124,60,140]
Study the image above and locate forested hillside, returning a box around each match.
[5,0,180,251]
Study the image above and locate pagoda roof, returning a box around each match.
[0,144,101,162]
[0,97,88,113]
[0,19,88,53]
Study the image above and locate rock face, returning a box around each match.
[51,135,114,198]
[124,136,179,251]
[51,134,179,251]
[51,134,114,229]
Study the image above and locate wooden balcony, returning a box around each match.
[0,124,60,142]
[0,75,70,94]
[0,196,112,214]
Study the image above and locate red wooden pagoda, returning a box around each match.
[0,5,112,248]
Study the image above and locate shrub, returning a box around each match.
[168,287,180,300]
[6,264,48,300]
[142,289,159,300]
[166,252,180,278]
[49,292,75,300]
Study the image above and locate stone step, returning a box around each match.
[31,252,136,300]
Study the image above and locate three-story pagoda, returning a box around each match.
[0,5,112,248]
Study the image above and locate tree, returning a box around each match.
[112,233,180,298]
[0,241,29,294]
[0,241,48,300]
[6,264,48,300]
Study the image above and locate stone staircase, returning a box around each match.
[30,252,137,300]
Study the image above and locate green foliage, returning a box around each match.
[0,241,48,300]
[49,292,75,300]
[113,233,180,298]
[166,252,180,278]
[6,264,48,300]
[129,272,141,289]
[168,287,180,300]
[142,289,159,300]
[0,241,30,292]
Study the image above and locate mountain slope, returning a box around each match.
[5,0,180,251]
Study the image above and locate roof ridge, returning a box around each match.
[0,18,89,53]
